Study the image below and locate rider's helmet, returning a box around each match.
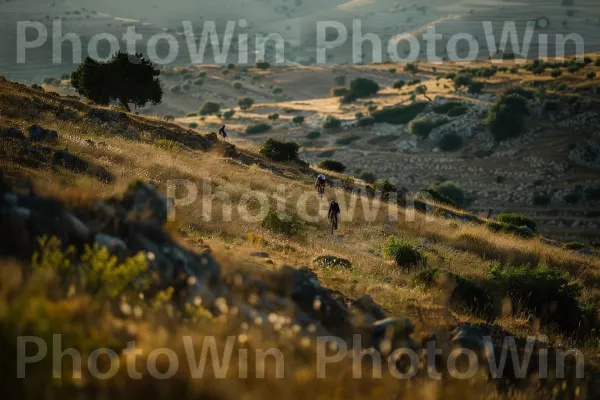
[318,174,326,181]
[330,200,336,206]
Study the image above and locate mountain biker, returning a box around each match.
[315,174,326,195]
[328,200,340,231]
[218,125,228,139]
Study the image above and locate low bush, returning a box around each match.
[438,133,463,151]
[261,210,304,236]
[382,237,425,269]
[245,123,272,135]
[335,135,361,145]
[564,192,580,204]
[496,212,537,232]
[584,186,600,201]
[486,94,529,141]
[565,242,586,251]
[487,264,583,331]
[272,87,284,95]
[292,115,305,125]
[323,115,342,129]
[392,80,406,90]
[428,181,465,207]
[357,170,376,183]
[268,113,279,121]
[486,221,535,238]
[374,179,397,193]
[412,268,491,314]
[306,131,321,139]
[255,61,270,69]
[372,102,427,125]
[330,87,350,97]
[318,159,346,173]
[349,77,380,98]
[432,102,462,114]
[417,188,457,208]
[237,97,254,111]
[447,106,468,117]
[533,192,551,206]
[199,101,220,115]
[409,118,447,139]
[259,138,299,161]
[223,109,236,119]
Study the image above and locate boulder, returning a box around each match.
[86,108,126,124]
[2,127,25,140]
[28,125,58,142]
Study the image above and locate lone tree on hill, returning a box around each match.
[71,52,163,112]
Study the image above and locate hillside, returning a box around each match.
[1,72,600,398]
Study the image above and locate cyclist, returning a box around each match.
[315,174,326,196]
[218,125,228,139]
[328,200,340,232]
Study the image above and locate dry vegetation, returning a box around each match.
[1,71,599,398]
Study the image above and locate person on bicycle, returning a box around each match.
[328,199,340,231]
[315,174,326,195]
[218,125,228,139]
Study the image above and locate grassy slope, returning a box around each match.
[1,75,600,397]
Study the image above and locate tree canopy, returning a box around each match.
[71,52,163,111]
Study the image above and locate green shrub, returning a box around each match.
[382,237,425,268]
[306,131,321,139]
[357,170,376,183]
[318,159,346,173]
[409,118,446,139]
[564,192,580,204]
[487,264,583,331]
[533,193,551,206]
[587,71,596,79]
[330,86,350,97]
[186,112,198,117]
[261,210,304,236]
[223,109,236,119]
[292,115,305,124]
[314,255,352,269]
[417,188,457,208]
[486,94,529,141]
[199,101,220,115]
[404,63,419,74]
[246,123,272,134]
[486,221,535,238]
[323,115,342,129]
[438,133,463,151]
[496,213,537,232]
[447,106,468,117]
[551,69,562,78]
[412,268,491,313]
[374,179,397,193]
[272,86,284,95]
[468,81,484,94]
[259,138,299,161]
[428,181,465,207]
[335,135,360,145]
[372,102,427,125]
[237,97,254,111]
[565,242,586,251]
[232,81,243,90]
[453,74,473,89]
[392,80,406,89]
[349,77,380,98]
[432,101,462,114]
[268,113,279,121]
[188,122,198,129]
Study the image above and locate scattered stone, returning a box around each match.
[313,255,352,269]
[28,125,58,142]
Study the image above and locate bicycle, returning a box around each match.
[317,184,325,198]
[329,213,338,235]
